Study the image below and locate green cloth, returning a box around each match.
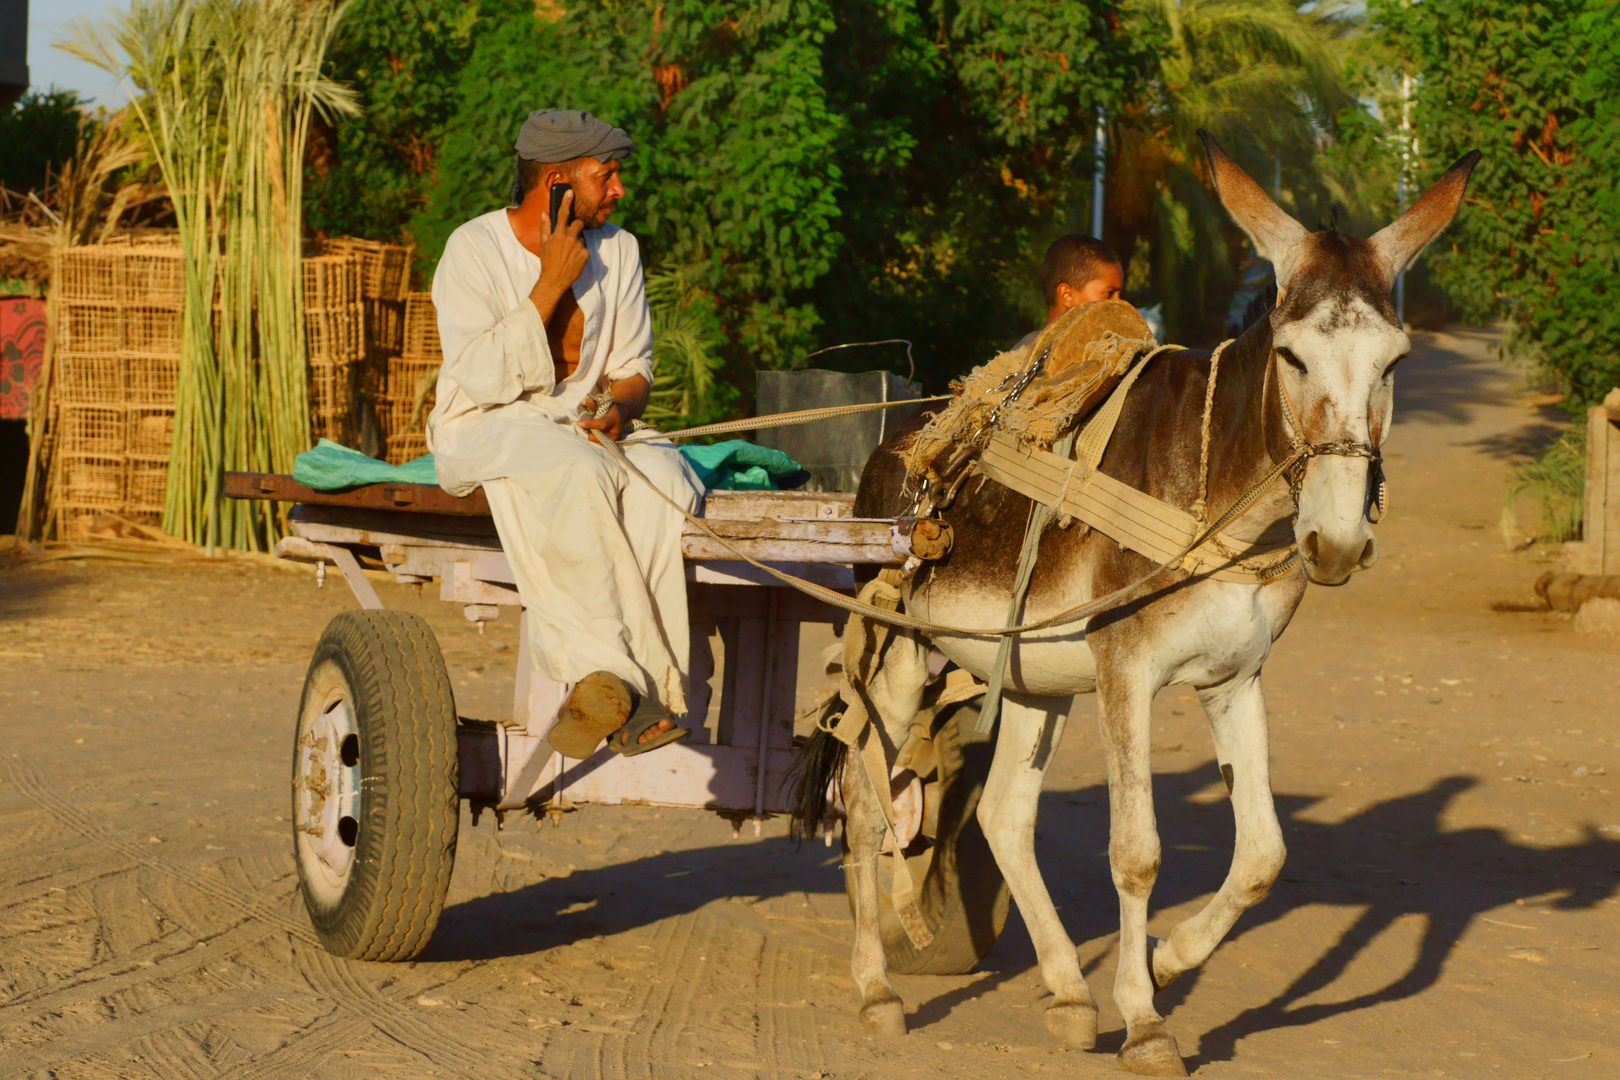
[678,439,808,491]
[290,437,806,493]
[293,438,437,489]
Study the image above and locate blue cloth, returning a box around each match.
[290,437,806,493]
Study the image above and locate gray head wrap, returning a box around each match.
[515,109,633,163]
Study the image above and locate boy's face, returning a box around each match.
[1069,261,1125,305]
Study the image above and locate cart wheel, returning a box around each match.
[292,610,459,961]
[844,696,1010,975]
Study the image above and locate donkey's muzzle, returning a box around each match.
[1299,527,1378,585]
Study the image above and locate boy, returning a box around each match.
[1016,233,1125,349]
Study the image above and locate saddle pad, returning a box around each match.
[903,299,1156,481]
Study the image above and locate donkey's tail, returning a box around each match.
[789,723,846,841]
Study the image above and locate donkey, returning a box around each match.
[800,134,1479,1075]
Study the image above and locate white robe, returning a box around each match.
[427,210,703,714]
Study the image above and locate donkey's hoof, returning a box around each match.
[1118,1023,1186,1076]
[858,994,907,1037]
[1043,1001,1098,1048]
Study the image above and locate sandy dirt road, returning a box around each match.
[1,327,1617,1080]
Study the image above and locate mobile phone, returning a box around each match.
[548,181,573,230]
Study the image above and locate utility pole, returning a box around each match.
[1091,103,1106,239]
[1395,71,1415,325]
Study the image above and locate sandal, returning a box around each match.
[547,671,638,758]
[608,714,690,757]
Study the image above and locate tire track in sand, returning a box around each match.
[3,758,317,944]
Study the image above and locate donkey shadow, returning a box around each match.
[425,762,1620,1062]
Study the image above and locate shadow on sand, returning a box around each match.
[425,761,1620,1067]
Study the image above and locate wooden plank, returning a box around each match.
[703,490,855,520]
[535,743,800,813]
[225,471,491,516]
[1588,405,1609,575]
[1599,404,1620,574]
[679,517,895,563]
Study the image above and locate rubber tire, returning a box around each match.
[843,696,1011,975]
[294,610,459,961]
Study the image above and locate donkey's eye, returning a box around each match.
[1277,347,1307,374]
[1383,353,1407,379]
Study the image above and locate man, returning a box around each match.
[427,109,702,757]
[1015,233,1126,349]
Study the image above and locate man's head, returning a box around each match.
[1040,233,1124,322]
[511,109,632,229]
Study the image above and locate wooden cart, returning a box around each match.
[225,473,1007,973]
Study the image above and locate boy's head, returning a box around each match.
[1040,234,1124,320]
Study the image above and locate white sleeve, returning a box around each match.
[603,232,656,386]
[430,230,554,409]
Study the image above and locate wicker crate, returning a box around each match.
[401,293,440,358]
[305,305,364,363]
[364,298,405,353]
[60,453,127,508]
[55,354,124,405]
[124,306,183,355]
[127,406,176,458]
[126,455,169,513]
[308,360,355,422]
[58,404,127,455]
[384,431,428,466]
[54,248,123,301]
[59,302,122,354]
[123,249,185,305]
[126,355,181,405]
[318,238,414,302]
[382,357,440,404]
[302,254,362,309]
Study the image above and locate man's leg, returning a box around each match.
[481,423,681,705]
[618,438,705,727]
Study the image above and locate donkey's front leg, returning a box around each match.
[980,691,1098,1048]
[842,629,931,1037]
[1149,674,1285,989]
[1097,665,1186,1077]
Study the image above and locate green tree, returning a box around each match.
[1106,0,1360,341]
[0,89,88,195]
[1372,0,1620,409]
[305,0,482,243]
[807,0,1147,382]
[415,0,844,373]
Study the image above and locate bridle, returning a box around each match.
[1271,348,1388,524]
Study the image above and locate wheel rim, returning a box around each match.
[295,668,362,906]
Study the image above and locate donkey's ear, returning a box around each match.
[1198,129,1308,285]
[1369,150,1481,281]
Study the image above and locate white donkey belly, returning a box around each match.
[907,586,1098,696]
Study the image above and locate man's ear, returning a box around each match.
[1052,281,1079,311]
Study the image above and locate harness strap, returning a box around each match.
[976,434,1299,585]
[978,426,1080,735]
[821,570,934,951]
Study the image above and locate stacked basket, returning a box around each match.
[302,253,365,445]
[312,237,414,451]
[52,245,185,533]
[377,291,441,464]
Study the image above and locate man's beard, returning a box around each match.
[580,200,616,229]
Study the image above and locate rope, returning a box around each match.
[1192,340,1230,524]
[622,394,951,444]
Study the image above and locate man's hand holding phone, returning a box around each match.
[528,185,587,323]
